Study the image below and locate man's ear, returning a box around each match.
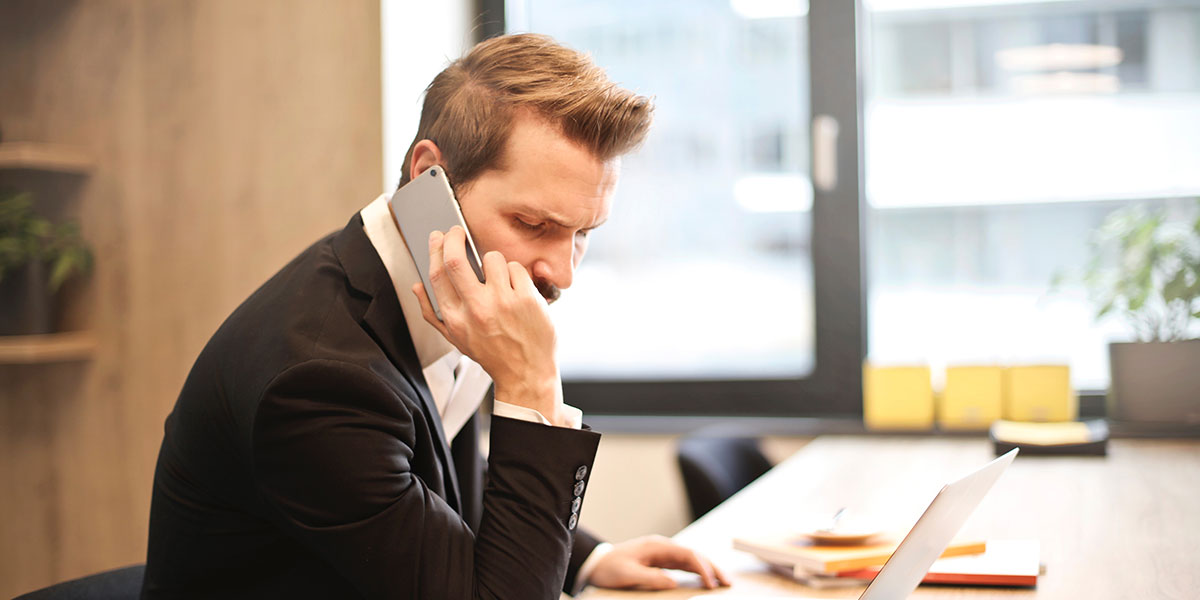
[409,140,444,180]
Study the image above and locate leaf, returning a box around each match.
[48,256,73,292]
[1075,200,1200,335]
[1049,270,1068,290]
[1096,298,1117,319]
[1162,268,1190,304]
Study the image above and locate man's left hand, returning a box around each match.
[587,535,732,591]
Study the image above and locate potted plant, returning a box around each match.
[0,189,93,335]
[1075,200,1200,426]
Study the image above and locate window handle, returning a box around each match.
[813,114,839,192]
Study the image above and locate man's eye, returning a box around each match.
[516,218,546,232]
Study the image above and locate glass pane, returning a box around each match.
[510,0,814,380]
[863,0,1200,390]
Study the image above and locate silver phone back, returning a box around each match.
[389,167,485,320]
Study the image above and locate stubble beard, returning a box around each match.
[536,279,561,304]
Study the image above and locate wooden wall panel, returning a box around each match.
[0,1,383,596]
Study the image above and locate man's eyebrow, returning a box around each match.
[516,206,607,230]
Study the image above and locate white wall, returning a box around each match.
[381,0,475,191]
[579,434,814,542]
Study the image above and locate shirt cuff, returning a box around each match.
[492,399,583,429]
[572,542,614,595]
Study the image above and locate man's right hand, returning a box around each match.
[413,226,566,426]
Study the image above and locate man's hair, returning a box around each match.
[398,33,654,192]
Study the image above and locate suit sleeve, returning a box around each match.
[251,359,601,599]
[565,526,602,595]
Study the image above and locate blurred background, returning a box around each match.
[2,0,1198,596]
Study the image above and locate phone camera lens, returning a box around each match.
[430,169,438,177]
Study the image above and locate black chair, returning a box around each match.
[676,435,773,521]
[15,564,145,600]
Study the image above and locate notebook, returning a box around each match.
[697,448,1019,600]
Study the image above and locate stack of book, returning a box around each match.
[733,535,1040,588]
[989,419,1109,456]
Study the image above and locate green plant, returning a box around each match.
[1066,199,1200,342]
[0,190,93,293]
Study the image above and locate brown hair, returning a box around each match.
[398,33,654,192]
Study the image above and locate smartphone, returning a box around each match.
[389,167,485,321]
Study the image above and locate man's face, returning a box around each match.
[456,114,619,303]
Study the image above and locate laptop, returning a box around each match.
[703,447,1019,600]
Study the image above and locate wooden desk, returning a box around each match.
[579,436,1200,599]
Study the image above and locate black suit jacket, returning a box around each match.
[143,215,602,599]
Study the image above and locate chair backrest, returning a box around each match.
[676,435,773,521]
[14,564,145,600]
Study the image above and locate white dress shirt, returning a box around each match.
[360,193,582,437]
[359,194,609,590]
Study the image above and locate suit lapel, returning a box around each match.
[331,214,463,513]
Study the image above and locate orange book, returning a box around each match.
[835,540,1040,587]
[733,535,986,575]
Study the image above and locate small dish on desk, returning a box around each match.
[798,509,882,545]
[801,527,883,545]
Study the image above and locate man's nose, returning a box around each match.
[532,238,576,291]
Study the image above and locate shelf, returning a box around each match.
[0,331,97,364]
[0,142,94,174]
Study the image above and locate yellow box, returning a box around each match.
[939,366,1004,430]
[863,364,934,430]
[1003,365,1076,422]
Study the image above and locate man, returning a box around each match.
[143,34,729,599]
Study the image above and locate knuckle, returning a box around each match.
[496,293,516,312]
[463,295,488,317]
[443,256,465,272]
[443,314,467,337]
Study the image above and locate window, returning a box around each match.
[862,0,1200,390]
[479,0,1200,415]
[506,1,815,381]
[483,0,865,416]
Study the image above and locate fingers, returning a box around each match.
[507,260,542,300]
[644,540,719,589]
[682,551,717,589]
[590,538,732,592]
[412,283,451,337]
[629,565,677,591]
[439,226,483,294]
[426,230,461,313]
[712,560,732,587]
[482,250,512,290]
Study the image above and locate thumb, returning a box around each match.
[630,565,678,590]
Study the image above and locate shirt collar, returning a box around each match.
[360,192,456,370]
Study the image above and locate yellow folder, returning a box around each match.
[863,364,933,430]
[1003,365,1076,422]
[940,366,1004,431]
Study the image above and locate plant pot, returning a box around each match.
[1108,340,1200,426]
[0,261,52,335]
